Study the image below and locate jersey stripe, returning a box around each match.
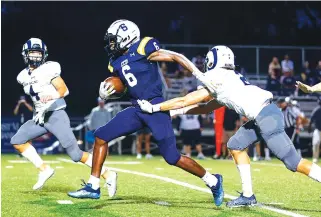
[283,107,296,128]
[137,37,152,56]
[108,63,114,73]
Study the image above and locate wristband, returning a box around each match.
[152,104,161,112]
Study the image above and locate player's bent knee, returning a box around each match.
[280,146,301,172]
[227,137,245,151]
[10,135,26,146]
[93,128,111,143]
[65,145,83,162]
[158,136,181,165]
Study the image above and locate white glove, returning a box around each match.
[137,100,161,113]
[295,81,312,93]
[99,82,116,100]
[33,111,45,125]
[33,101,55,126]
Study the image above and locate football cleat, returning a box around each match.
[197,153,206,160]
[67,180,100,199]
[136,153,142,159]
[208,174,224,206]
[226,192,257,208]
[212,154,221,160]
[145,154,153,159]
[33,166,55,190]
[104,171,117,197]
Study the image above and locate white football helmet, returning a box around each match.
[204,45,235,71]
[22,37,48,67]
[104,19,140,57]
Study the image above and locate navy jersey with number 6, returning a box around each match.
[95,35,181,166]
[108,37,163,104]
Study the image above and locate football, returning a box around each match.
[104,77,126,94]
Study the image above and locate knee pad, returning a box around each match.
[65,144,83,162]
[279,145,301,172]
[10,134,26,145]
[227,137,246,151]
[10,135,19,145]
[158,136,181,165]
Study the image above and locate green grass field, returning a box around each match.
[2,154,321,217]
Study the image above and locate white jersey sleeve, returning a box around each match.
[17,68,28,85]
[201,68,273,120]
[42,61,61,80]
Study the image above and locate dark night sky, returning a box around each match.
[2,1,320,116]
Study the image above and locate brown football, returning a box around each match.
[104,77,126,94]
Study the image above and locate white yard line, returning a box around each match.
[215,159,286,167]
[56,158,142,165]
[8,160,61,164]
[60,158,307,217]
[55,166,64,169]
[57,200,73,204]
[252,162,285,167]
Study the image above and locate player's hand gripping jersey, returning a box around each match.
[17,61,66,113]
[199,68,273,120]
[108,37,163,104]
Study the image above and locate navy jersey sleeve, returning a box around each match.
[136,37,160,57]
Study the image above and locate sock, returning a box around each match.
[202,171,218,187]
[308,163,321,182]
[264,148,270,158]
[237,164,253,197]
[253,147,257,158]
[88,175,100,190]
[84,154,108,177]
[21,145,44,169]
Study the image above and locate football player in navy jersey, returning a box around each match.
[68,20,224,206]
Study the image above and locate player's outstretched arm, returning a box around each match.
[148,49,212,87]
[40,76,69,103]
[148,49,199,74]
[138,88,223,114]
[296,81,321,93]
[170,99,223,116]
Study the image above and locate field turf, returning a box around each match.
[2,154,320,217]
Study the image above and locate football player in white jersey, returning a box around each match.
[138,46,321,207]
[11,38,117,197]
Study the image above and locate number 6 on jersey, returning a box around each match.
[122,65,137,87]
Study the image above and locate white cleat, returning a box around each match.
[33,167,55,190]
[197,153,206,160]
[104,171,118,197]
[265,157,272,161]
[136,153,142,159]
[253,156,258,162]
[313,158,318,164]
[145,154,153,159]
